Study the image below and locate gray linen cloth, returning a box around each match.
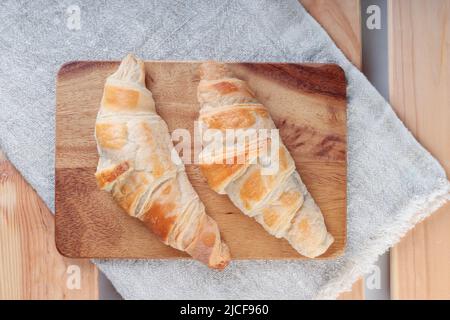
[0,0,448,299]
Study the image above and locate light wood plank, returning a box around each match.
[338,279,365,300]
[389,0,450,300]
[0,150,98,300]
[301,0,365,300]
[301,0,362,68]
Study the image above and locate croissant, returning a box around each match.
[94,55,230,269]
[197,62,334,258]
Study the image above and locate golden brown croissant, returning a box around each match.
[197,62,334,258]
[95,55,230,269]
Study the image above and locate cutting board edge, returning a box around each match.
[57,60,346,82]
[55,60,347,261]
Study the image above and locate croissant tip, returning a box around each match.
[209,243,231,270]
[123,53,135,60]
[121,53,140,68]
[209,257,231,270]
[199,61,231,81]
[210,261,230,271]
[111,53,146,85]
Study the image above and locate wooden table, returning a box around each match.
[0,0,448,300]
[389,0,450,300]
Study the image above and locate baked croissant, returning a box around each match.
[94,55,230,269]
[197,62,334,258]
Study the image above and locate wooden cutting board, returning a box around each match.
[55,61,347,260]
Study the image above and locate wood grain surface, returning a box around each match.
[0,151,98,300]
[389,0,450,300]
[55,62,347,260]
[302,0,362,68]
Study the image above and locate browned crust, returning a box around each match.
[186,215,230,270]
[95,161,130,189]
[200,162,245,191]
[140,202,177,243]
